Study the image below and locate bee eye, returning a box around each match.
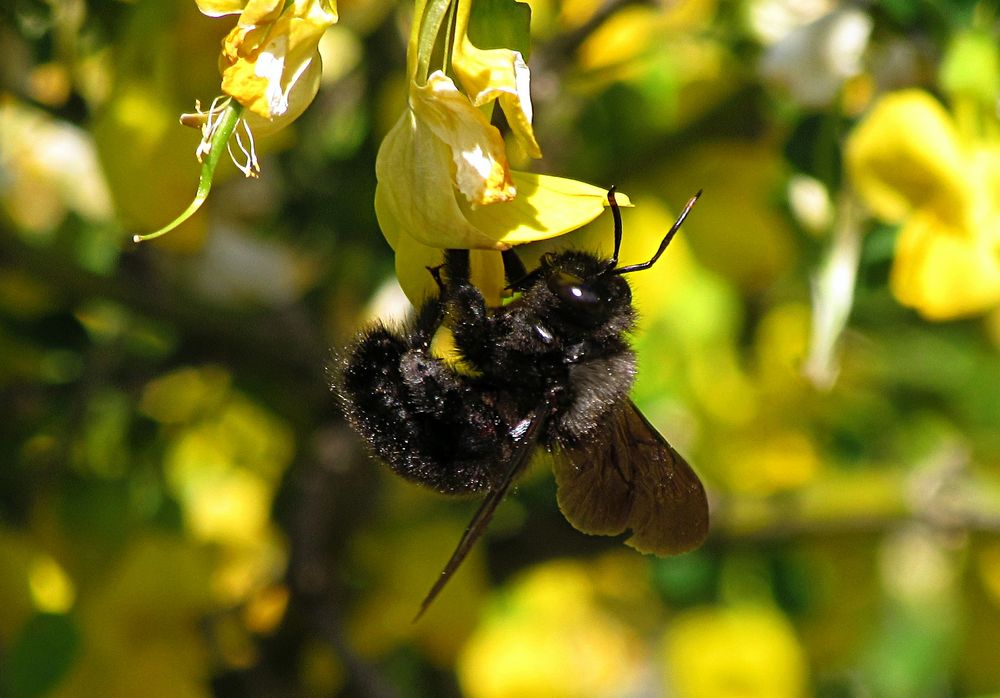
[548,271,601,308]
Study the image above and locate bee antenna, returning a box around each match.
[606,186,624,270]
[611,190,701,275]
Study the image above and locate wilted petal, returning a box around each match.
[413,72,516,205]
[375,106,507,250]
[219,0,337,129]
[223,47,324,135]
[846,90,968,224]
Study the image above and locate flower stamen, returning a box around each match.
[228,117,261,178]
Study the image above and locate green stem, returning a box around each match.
[414,0,453,84]
[132,101,243,243]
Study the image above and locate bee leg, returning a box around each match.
[501,248,528,285]
[417,250,496,370]
[443,249,470,287]
[426,263,446,295]
[446,283,496,367]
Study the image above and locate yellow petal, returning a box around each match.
[375,108,508,251]
[390,225,445,304]
[462,172,630,245]
[577,6,659,72]
[846,89,968,224]
[452,32,541,159]
[387,220,506,307]
[378,169,505,306]
[663,606,808,698]
[196,0,251,18]
[413,72,515,205]
[891,209,1000,319]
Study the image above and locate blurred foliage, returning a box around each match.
[2,0,1000,696]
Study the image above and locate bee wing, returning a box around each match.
[554,400,708,556]
[415,406,547,620]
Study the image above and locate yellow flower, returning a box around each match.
[662,606,809,698]
[199,0,338,134]
[457,559,646,698]
[135,0,338,241]
[846,89,1000,319]
[143,366,294,605]
[376,70,517,252]
[375,0,627,304]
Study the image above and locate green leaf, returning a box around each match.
[468,0,531,58]
[940,30,1000,106]
[2,613,80,698]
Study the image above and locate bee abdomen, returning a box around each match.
[342,325,511,494]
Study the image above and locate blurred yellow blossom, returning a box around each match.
[457,559,646,698]
[575,1,734,131]
[663,606,809,698]
[977,542,1000,609]
[27,555,75,615]
[655,141,796,292]
[847,91,966,224]
[53,537,214,698]
[577,0,718,72]
[719,430,821,495]
[348,517,487,665]
[375,0,626,303]
[0,99,113,237]
[145,366,294,605]
[0,532,58,642]
[846,89,1000,319]
[754,302,811,393]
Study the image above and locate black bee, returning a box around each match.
[339,189,708,617]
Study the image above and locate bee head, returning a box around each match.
[556,187,701,305]
[507,188,700,330]
[538,251,631,327]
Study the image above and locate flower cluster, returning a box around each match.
[376,0,627,304]
[140,0,619,299]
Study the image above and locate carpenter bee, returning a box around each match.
[339,189,708,618]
